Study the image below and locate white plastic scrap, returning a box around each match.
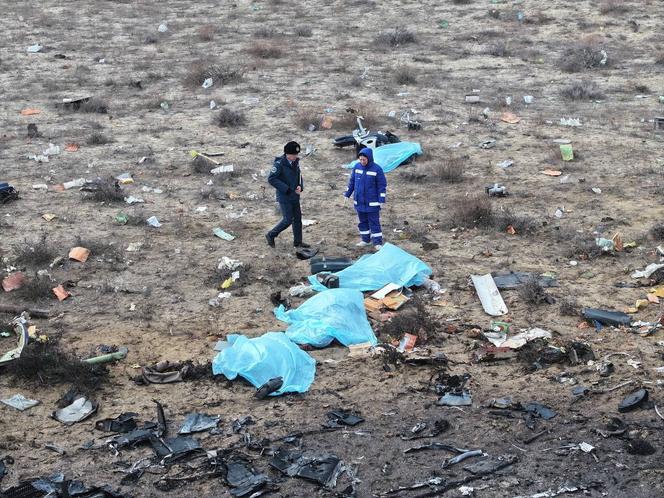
[218,256,243,272]
[523,95,534,104]
[27,44,43,53]
[579,442,595,453]
[211,165,234,174]
[124,196,145,205]
[631,263,664,279]
[63,178,86,190]
[126,242,143,252]
[209,100,217,109]
[225,207,248,219]
[559,117,582,127]
[158,23,168,32]
[1,393,40,411]
[44,143,60,156]
[459,486,474,496]
[202,78,213,89]
[289,283,315,298]
[209,292,231,307]
[497,159,514,168]
[146,216,161,228]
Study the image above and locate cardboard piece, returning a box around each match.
[68,247,90,262]
[52,285,70,301]
[2,272,26,292]
[20,108,41,116]
[500,112,520,124]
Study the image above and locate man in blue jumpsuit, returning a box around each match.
[266,141,310,248]
[343,147,387,250]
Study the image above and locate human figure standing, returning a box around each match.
[343,147,387,250]
[266,141,310,249]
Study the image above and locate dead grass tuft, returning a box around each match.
[214,108,247,128]
[83,178,125,203]
[599,0,631,14]
[649,223,664,241]
[379,297,440,345]
[253,27,279,38]
[559,297,580,316]
[6,339,109,391]
[86,132,111,145]
[183,61,243,88]
[494,210,538,235]
[518,276,552,305]
[74,236,122,260]
[558,39,610,72]
[16,274,55,302]
[295,109,323,131]
[248,41,283,59]
[428,154,465,183]
[375,27,417,48]
[78,97,109,114]
[448,194,493,229]
[563,233,604,260]
[12,234,58,267]
[198,24,218,41]
[655,50,664,65]
[295,26,313,37]
[486,41,511,57]
[561,79,604,100]
[394,66,418,85]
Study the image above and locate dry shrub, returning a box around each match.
[655,50,664,65]
[448,194,493,228]
[559,297,580,316]
[86,132,111,145]
[563,233,603,260]
[214,108,246,128]
[12,234,58,266]
[295,26,313,37]
[375,27,417,48]
[494,210,538,235]
[518,277,552,305]
[295,109,323,131]
[336,107,380,131]
[428,153,465,183]
[79,97,109,114]
[487,41,510,57]
[599,0,631,14]
[16,274,55,302]
[83,178,125,203]
[561,79,604,100]
[558,38,610,72]
[198,24,218,41]
[248,41,283,59]
[75,236,122,260]
[6,339,109,391]
[192,154,217,174]
[253,27,279,38]
[379,297,440,345]
[394,66,417,85]
[649,223,664,241]
[184,61,243,88]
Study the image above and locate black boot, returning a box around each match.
[266,233,275,248]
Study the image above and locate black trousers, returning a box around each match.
[268,200,302,246]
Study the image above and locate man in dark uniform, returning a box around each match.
[266,141,310,249]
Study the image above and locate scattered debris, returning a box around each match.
[1,393,40,411]
[471,274,508,316]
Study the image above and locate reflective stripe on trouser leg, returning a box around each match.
[368,211,382,245]
[357,211,370,242]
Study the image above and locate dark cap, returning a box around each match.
[284,141,301,155]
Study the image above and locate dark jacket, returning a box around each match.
[344,147,387,213]
[268,155,303,202]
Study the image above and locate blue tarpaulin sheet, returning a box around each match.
[344,142,423,173]
[308,243,432,292]
[212,332,315,395]
[274,288,377,347]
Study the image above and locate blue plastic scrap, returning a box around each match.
[274,288,377,347]
[308,243,432,292]
[344,142,423,173]
[212,332,315,395]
